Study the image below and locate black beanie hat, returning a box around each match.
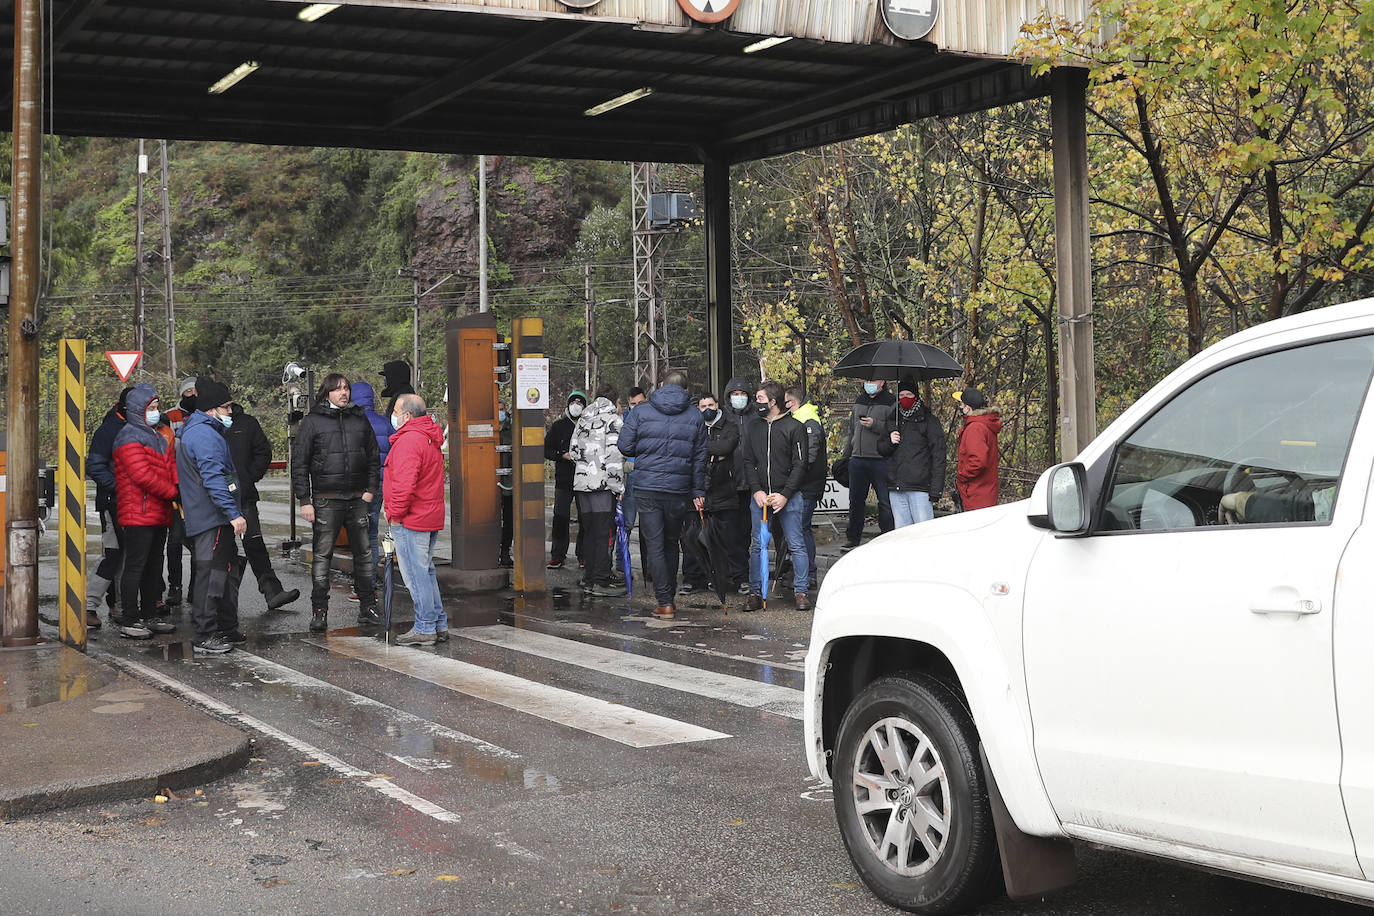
[196,379,232,412]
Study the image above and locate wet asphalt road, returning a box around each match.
[3,479,1368,914]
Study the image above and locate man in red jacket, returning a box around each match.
[954,387,1003,511]
[383,394,448,646]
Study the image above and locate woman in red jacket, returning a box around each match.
[111,383,180,638]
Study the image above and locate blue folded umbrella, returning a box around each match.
[615,499,633,600]
[758,504,771,608]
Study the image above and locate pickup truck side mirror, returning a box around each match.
[1027,462,1090,535]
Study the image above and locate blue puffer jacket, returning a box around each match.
[176,411,243,538]
[350,381,393,468]
[616,384,707,497]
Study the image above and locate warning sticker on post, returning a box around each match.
[515,358,550,410]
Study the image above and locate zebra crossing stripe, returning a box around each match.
[458,625,803,719]
[314,637,731,748]
[57,338,87,650]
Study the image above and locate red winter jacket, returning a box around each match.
[383,414,446,531]
[956,409,1002,511]
[113,437,179,527]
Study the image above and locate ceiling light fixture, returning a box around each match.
[297,4,341,21]
[742,36,793,53]
[584,87,654,117]
[208,60,260,95]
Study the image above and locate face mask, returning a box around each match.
[217,412,233,429]
[863,383,880,396]
[179,396,196,413]
[391,413,404,431]
[145,409,161,426]
[899,395,917,410]
[498,409,508,423]
[730,394,748,411]
[569,403,584,418]
[755,402,770,418]
[701,407,719,423]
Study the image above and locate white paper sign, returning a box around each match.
[817,477,850,513]
[515,357,550,410]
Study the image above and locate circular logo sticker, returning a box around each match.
[675,0,741,25]
[881,0,940,41]
[526,387,541,404]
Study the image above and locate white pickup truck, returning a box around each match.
[805,298,1374,913]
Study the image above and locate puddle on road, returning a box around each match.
[0,645,108,712]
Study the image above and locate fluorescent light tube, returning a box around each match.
[743,36,793,53]
[208,61,260,95]
[298,4,341,21]
[584,87,654,117]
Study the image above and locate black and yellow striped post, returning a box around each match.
[57,338,87,650]
[510,318,547,595]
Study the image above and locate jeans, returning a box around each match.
[798,496,819,586]
[846,456,894,544]
[891,490,934,528]
[120,525,168,622]
[393,526,445,634]
[750,497,809,596]
[189,525,244,638]
[310,495,375,610]
[636,490,690,606]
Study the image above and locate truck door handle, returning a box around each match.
[1250,597,1322,616]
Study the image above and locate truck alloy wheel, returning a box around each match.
[832,673,1000,914]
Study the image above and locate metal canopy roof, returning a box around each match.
[0,0,1054,164]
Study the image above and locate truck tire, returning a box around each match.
[833,672,1001,914]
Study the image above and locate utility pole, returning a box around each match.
[479,155,489,313]
[631,162,665,386]
[583,263,596,391]
[133,139,176,379]
[4,0,42,645]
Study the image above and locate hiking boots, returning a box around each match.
[795,593,813,612]
[744,594,764,612]
[309,610,328,633]
[395,628,437,647]
[434,629,450,643]
[265,584,301,610]
[357,606,381,627]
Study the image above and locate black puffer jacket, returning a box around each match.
[225,403,273,504]
[88,405,126,513]
[291,401,380,502]
[877,402,947,497]
[545,413,578,489]
[703,415,739,512]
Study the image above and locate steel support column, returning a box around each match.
[1051,68,1096,460]
[704,156,733,400]
[4,0,42,645]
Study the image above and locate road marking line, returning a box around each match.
[512,614,806,673]
[104,655,464,825]
[230,650,520,761]
[459,625,803,720]
[312,638,731,748]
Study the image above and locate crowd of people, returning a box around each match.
[84,357,1003,651]
[542,370,1004,619]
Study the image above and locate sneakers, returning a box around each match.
[223,630,248,644]
[434,628,449,643]
[499,553,514,568]
[589,583,627,597]
[86,610,102,630]
[578,559,585,569]
[347,591,360,602]
[193,634,233,655]
[744,594,764,612]
[679,582,697,595]
[266,587,301,610]
[117,620,153,639]
[310,610,328,633]
[357,606,381,626]
[795,593,813,612]
[546,558,565,569]
[653,604,676,620]
[164,586,183,607]
[737,582,751,595]
[145,616,177,634]
[395,628,437,647]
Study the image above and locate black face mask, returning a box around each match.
[179,395,196,414]
[755,403,770,418]
[701,408,719,423]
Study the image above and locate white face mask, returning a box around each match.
[730,394,748,411]
[391,413,404,431]
[863,383,880,396]
[569,403,584,418]
[145,409,161,426]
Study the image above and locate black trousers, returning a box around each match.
[576,491,615,586]
[550,485,584,562]
[501,491,513,557]
[311,495,375,611]
[189,525,244,638]
[241,499,279,593]
[728,491,752,585]
[121,525,168,622]
[166,506,186,590]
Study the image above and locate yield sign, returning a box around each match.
[105,350,143,381]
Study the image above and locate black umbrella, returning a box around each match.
[833,339,963,380]
[695,509,730,612]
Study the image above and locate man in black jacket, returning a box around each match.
[841,379,896,550]
[227,402,300,610]
[878,376,947,527]
[785,387,827,591]
[742,381,811,611]
[544,389,586,569]
[291,372,381,633]
[722,376,757,593]
[84,386,134,629]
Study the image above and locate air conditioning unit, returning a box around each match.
[649,192,697,228]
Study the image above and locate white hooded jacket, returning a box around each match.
[570,397,625,496]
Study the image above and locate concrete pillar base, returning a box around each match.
[437,565,508,594]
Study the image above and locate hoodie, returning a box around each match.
[617,384,707,497]
[383,413,446,531]
[956,407,1003,510]
[177,410,243,537]
[723,376,759,493]
[544,394,587,489]
[112,383,179,527]
[571,397,625,496]
[350,381,393,467]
